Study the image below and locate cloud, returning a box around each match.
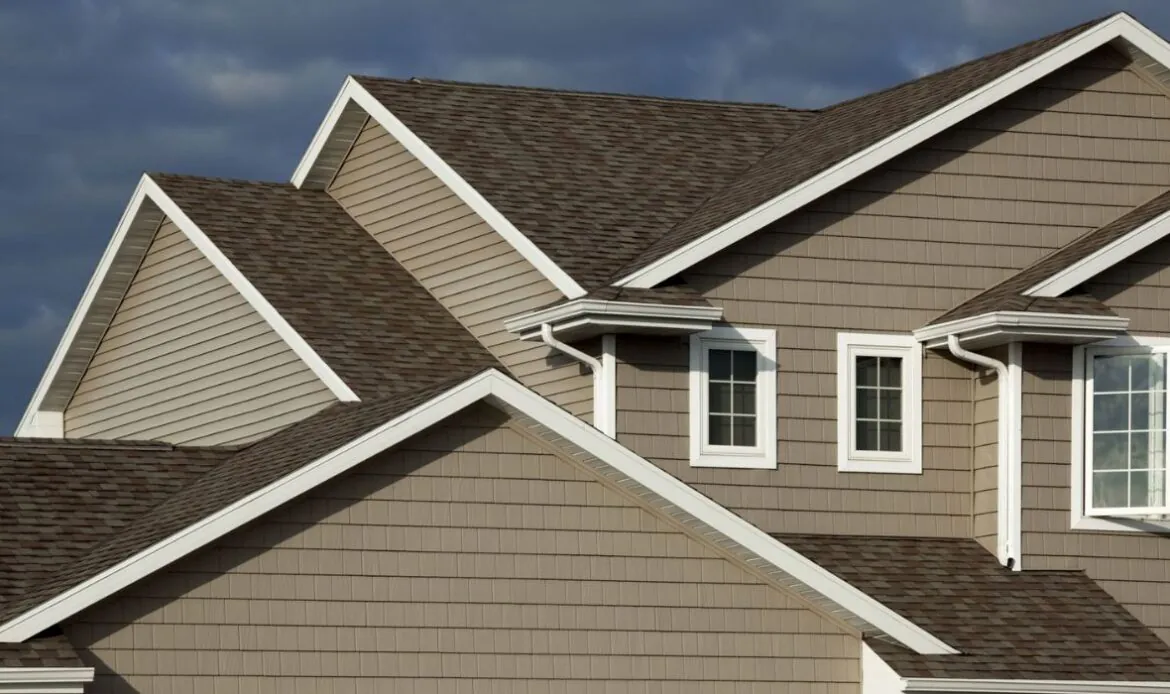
[163,52,376,108]
[0,304,65,348]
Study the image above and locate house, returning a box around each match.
[15,9,1170,692]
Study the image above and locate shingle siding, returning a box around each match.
[328,119,594,420]
[63,219,335,445]
[67,404,859,693]
[972,352,1002,555]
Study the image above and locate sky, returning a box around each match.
[1,0,1169,433]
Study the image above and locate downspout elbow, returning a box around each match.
[540,324,615,437]
[540,324,602,374]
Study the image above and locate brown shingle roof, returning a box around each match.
[930,188,1170,325]
[0,633,83,668]
[151,174,498,398]
[775,534,1170,680]
[356,77,813,289]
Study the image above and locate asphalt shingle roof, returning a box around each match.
[0,633,83,668]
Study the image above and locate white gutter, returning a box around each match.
[0,666,94,693]
[947,335,1021,570]
[506,299,722,340]
[540,324,615,437]
[903,677,1170,693]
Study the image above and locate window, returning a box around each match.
[689,327,777,469]
[837,333,922,474]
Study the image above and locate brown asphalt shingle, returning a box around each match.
[775,534,1170,680]
[0,633,84,668]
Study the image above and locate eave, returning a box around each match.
[913,312,1129,350]
[902,678,1170,694]
[0,667,93,693]
[503,299,723,341]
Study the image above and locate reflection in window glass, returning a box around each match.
[1091,354,1166,511]
[708,348,757,446]
[856,356,903,452]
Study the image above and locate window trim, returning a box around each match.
[688,326,777,469]
[836,332,923,474]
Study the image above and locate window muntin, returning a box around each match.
[855,355,903,452]
[689,327,777,469]
[837,333,922,474]
[707,348,758,447]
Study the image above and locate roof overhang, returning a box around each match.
[614,13,1170,289]
[902,678,1170,693]
[913,312,1129,350]
[503,299,723,341]
[0,667,93,693]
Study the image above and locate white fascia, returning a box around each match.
[0,667,94,693]
[903,678,1170,693]
[291,76,585,300]
[614,13,1164,289]
[0,368,955,656]
[913,312,1129,350]
[504,299,723,340]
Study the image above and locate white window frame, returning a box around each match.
[1072,336,1170,533]
[688,326,777,469]
[836,332,923,474]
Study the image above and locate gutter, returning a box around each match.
[903,677,1170,693]
[540,324,615,437]
[946,335,1022,570]
[0,666,94,693]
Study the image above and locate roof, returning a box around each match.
[776,534,1170,680]
[151,174,498,398]
[930,189,1170,325]
[0,633,82,668]
[355,76,813,289]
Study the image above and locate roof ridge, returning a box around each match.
[355,74,815,111]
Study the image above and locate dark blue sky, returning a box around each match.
[2,0,1168,432]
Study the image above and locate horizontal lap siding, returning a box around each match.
[64,220,335,445]
[617,50,1170,537]
[329,119,593,420]
[68,405,859,693]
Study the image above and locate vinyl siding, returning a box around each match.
[616,48,1170,536]
[67,404,860,693]
[328,119,594,420]
[64,220,336,446]
[972,358,1000,555]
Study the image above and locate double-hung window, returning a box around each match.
[689,327,777,469]
[837,333,923,474]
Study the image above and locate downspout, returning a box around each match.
[947,334,1021,570]
[540,324,615,437]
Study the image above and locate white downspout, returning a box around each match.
[540,324,615,437]
[947,334,1021,571]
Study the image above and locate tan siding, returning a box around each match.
[1086,235,1170,336]
[68,405,859,693]
[972,358,1000,555]
[64,220,336,446]
[329,120,593,420]
[616,50,1170,536]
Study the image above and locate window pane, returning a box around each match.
[1093,433,1128,470]
[709,350,731,380]
[1133,356,1166,391]
[732,384,756,415]
[709,382,731,414]
[856,356,878,386]
[709,415,731,445]
[732,416,756,447]
[880,389,902,421]
[1132,470,1151,508]
[732,350,757,381]
[879,422,902,452]
[1132,432,1151,469]
[1093,471,1128,508]
[856,388,878,419]
[856,420,879,451]
[879,357,902,387]
[1093,393,1129,432]
[1094,355,1130,392]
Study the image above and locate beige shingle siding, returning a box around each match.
[329,119,594,420]
[67,405,859,692]
[615,53,1170,537]
[64,220,335,445]
[972,356,1000,555]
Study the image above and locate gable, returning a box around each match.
[65,404,859,691]
[1085,232,1170,335]
[64,219,336,445]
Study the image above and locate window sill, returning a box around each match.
[690,452,776,469]
[1072,514,1170,534]
[838,456,922,474]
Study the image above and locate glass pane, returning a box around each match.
[879,357,902,387]
[1133,355,1166,391]
[733,384,756,415]
[856,388,879,419]
[1131,470,1151,508]
[1093,433,1129,470]
[1093,471,1128,508]
[856,356,878,386]
[1132,432,1151,469]
[1093,393,1129,432]
[1153,430,1167,471]
[732,416,756,447]
[709,415,731,446]
[880,389,902,421]
[709,382,731,414]
[856,420,879,451]
[1094,355,1130,392]
[709,349,731,380]
[879,422,902,452]
[1133,393,1151,430]
[732,350,756,381]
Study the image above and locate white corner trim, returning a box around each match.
[614,13,1142,289]
[0,368,955,655]
[836,332,923,475]
[688,326,779,469]
[862,643,906,694]
[141,176,359,403]
[504,298,723,339]
[597,334,617,437]
[903,678,1170,693]
[291,77,585,300]
[0,666,94,693]
[913,311,1128,348]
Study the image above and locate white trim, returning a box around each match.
[292,77,585,300]
[688,326,778,469]
[862,643,905,694]
[504,298,722,340]
[597,334,617,437]
[614,13,1155,289]
[16,411,62,439]
[913,312,1128,350]
[0,368,955,655]
[903,678,1170,693]
[1005,341,1023,570]
[836,333,923,475]
[0,667,94,694]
